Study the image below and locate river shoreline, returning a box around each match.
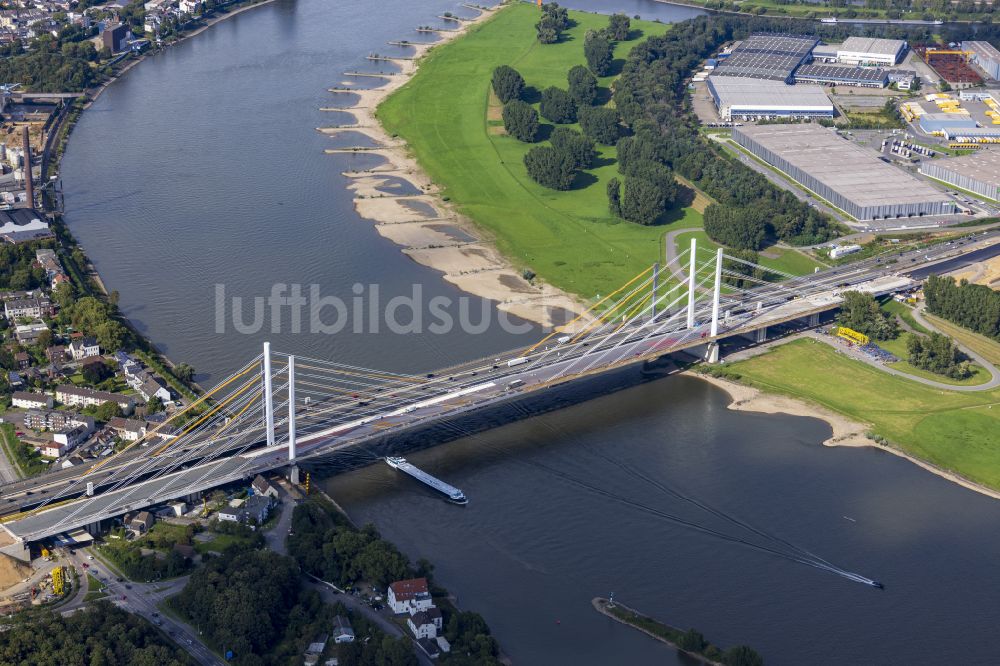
[592,597,723,665]
[328,3,591,331]
[690,369,1000,502]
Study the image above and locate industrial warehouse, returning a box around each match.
[707,76,834,120]
[703,33,914,120]
[732,124,955,220]
[963,41,1000,81]
[920,150,1000,201]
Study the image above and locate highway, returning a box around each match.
[1,230,997,544]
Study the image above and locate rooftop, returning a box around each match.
[708,76,833,110]
[838,36,907,57]
[390,577,429,601]
[795,64,887,83]
[734,124,952,209]
[922,149,1000,185]
[713,33,818,81]
[963,40,1000,63]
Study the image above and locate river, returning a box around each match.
[59,1,1000,664]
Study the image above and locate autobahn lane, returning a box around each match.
[1,233,996,537]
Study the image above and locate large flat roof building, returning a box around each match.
[836,37,907,67]
[707,76,833,120]
[713,33,819,82]
[920,150,1000,201]
[963,41,1000,81]
[732,124,955,220]
[794,63,888,87]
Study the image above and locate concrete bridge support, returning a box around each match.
[705,342,720,364]
[756,326,768,344]
[808,312,820,327]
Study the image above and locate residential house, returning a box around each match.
[40,440,68,458]
[332,616,354,644]
[55,385,135,414]
[303,635,327,666]
[4,297,50,320]
[23,409,94,432]
[51,423,92,452]
[68,336,99,361]
[387,577,433,615]
[251,474,279,500]
[7,371,23,389]
[13,351,29,370]
[216,506,242,523]
[417,637,441,660]
[14,321,49,344]
[107,416,146,441]
[137,375,170,404]
[45,345,65,364]
[11,391,52,409]
[128,510,155,534]
[243,495,271,526]
[178,0,202,14]
[60,454,86,469]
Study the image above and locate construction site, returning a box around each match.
[916,46,983,88]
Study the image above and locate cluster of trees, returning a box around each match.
[535,2,569,44]
[907,332,972,379]
[923,274,1000,341]
[610,15,842,247]
[289,499,501,664]
[524,127,595,190]
[102,538,193,580]
[0,242,50,291]
[0,603,194,665]
[836,292,898,341]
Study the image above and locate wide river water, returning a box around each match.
[60,1,1000,663]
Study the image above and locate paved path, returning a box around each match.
[910,307,1000,391]
[0,429,22,485]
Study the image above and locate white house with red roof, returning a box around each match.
[387,577,434,615]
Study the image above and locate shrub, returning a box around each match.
[607,13,630,41]
[607,177,621,217]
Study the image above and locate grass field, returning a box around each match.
[379,5,695,300]
[923,313,1000,367]
[674,229,824,278]
[721,338,1000,490]
[881,299,929,334]
[877,332,991,387]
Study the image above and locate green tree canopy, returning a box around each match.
[491,64,525,104]
[703,204,768,251]
[550,127,595,170]
[607,13,631,41]
[524,146,577,190]
[585,30,614,76]
[836,291,898,341]
[579,105,620,145]
[501,99,540,142]
[567,64,598,105]
[539,86,577,124]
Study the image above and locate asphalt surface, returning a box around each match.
[2,231,998,542]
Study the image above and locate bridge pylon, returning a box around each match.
[263,341,275,448]
[686,237,697,329]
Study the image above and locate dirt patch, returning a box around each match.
[487,89,503,121]
[497,273,537,293]
[0,554,31,592]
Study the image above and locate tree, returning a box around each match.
[524,146,577,190]
[907,332,972,379]
[678,628,706,652]
[723,249,764,289]
[502,99,539,142]
[585,31,613,76]
[723,645,764,666]
[81,360,109,385]
[95,401,122,422]
[550,127,595,169]
[535,3,568,44]
[836,291,898,341]
[539,86,577,124]
[174,362,195,383]
[607,177,621,217]
[621,176,667,225]
[147,396,164,414]
[578,105,620,144]
[607,13,631,41]
[567,65,598,105]
[95,320,128,352]
[703,204,768,251]
[491,65,524,104]
[35,328,52,350]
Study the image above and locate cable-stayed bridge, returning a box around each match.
[0,234,994,555]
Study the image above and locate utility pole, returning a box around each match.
[686,237,697,329]
[262,342,274,448]
[710,248,723,338]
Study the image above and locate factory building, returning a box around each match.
[793,64,888,87]
[732,124,955,220]
[921,151,1000,201]
[707,76,834,120]
[712,33,819,82]
[962,41,1000,81]
[918,112,1000,141]
[836,37,908,67]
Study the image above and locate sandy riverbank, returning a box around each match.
[689,370,1000,502]
[323,5,592,331]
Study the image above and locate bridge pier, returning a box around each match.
[756,326,768,344]
[808,312,821,327]
[705,342,721,364]
[288,465,300,486]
